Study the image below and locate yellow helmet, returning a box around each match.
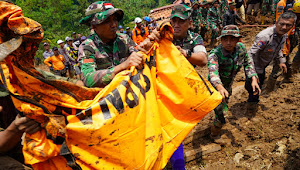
[293,1,300,13]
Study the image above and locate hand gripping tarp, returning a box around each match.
[0,2,222,169]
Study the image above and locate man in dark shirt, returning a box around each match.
[223,2,245,26]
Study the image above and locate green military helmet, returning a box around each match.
[80,1,124,26]
[171,4,192,20]
[217,25,243,39]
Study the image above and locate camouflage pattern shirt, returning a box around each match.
[207,6,222,28]
[208,42,257,88]
[199,7,208,26]
[191,8,201,27]
[78,33,136,88]
[173,30,205,51]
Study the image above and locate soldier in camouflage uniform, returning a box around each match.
[199,0,210,41]
[220,0,229,14]
[78,1,144,88]
[171,4,208,67]
[208,25,260,136]
[191,1,201,34]
[261,0,274,24]
[164,4,209,169]
[207,0,222,47]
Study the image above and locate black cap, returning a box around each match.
[52,47,58,51]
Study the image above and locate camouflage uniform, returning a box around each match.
[173,30,205,54]
[207,6,222,44]
[199,2,209,41]
[262,0,273,16]
[78,1,137,88]
[208,25,257,126]
[220,0,229,14]
[191,8,201,33]
[78,33,136,88]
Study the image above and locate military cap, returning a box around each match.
[80,1,124,26]
[217,25,243,39]
[170,4,192,20]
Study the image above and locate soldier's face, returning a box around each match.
[275,18,294,36]
[171,17,191,39]
[93,15,118,43]
[221,36,239,52]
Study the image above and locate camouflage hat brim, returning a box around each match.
[170,13,189,20]
[217,34,243,39]
[80,8,124,25]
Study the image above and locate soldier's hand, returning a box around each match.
[123,52,144,69]
[175,46,187,57]
[279,63,287,73]
[137,38,152,53]
[251,76,261,95]
[13,114,41,134]
[216,84,229,99]
[148,28,161,42]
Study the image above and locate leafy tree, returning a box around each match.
[14,0,173,63]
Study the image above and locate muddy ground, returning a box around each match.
[182,26,300,170]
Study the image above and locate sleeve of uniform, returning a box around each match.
[78,42,115,88]
[44,57,52,67]
[208,49,222,87]
[193,35,207,54]
[238,43,257,79]
[276,37,286,63]
[127,35,137,53]
[248,34,267,60]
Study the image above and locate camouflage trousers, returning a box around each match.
[193,22,200,34]
[261,0,273,16]
[213,85,232,127]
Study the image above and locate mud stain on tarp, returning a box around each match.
[145,136,155,143]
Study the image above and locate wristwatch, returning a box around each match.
[186,49,192,59]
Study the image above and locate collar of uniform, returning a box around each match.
[185,30,193,42]
[221,44,237,57]
[273,25,278,37]
[92,32,120,46]
[173,30,193,45]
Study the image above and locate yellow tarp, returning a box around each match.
[0,2,222,169]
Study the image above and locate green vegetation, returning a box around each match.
[13,0,173,62]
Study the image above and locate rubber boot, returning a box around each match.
[262,76,277,95]
[261,16,265,25]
